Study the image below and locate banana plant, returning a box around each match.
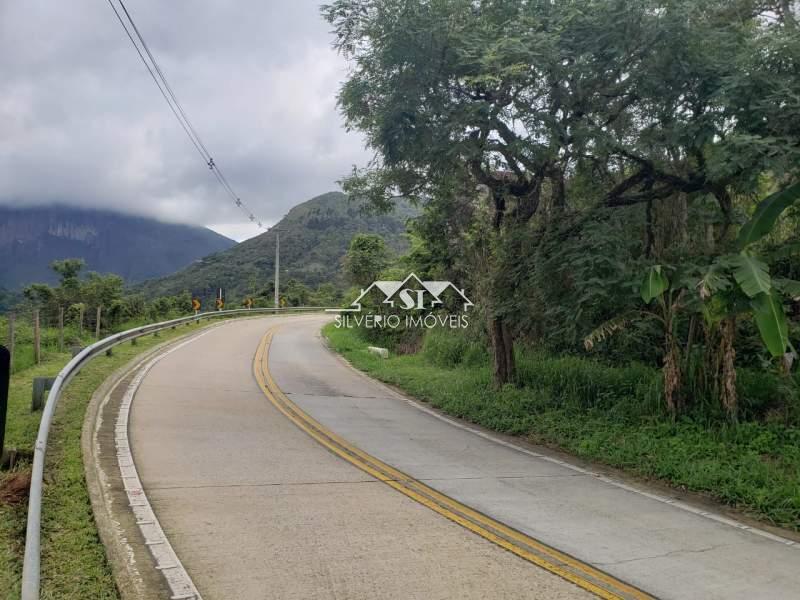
[585,182,800,417]
[700,181,800,360]
[585,264,690,416]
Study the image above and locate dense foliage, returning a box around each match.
[326,325,800,529]
[324,0,800,420]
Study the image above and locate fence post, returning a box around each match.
[33,309,41,365]
[95,306,102,340]
[0,345,9,462]
[78,305,84,338]
[58,306,64,352]
[7,314,14,374]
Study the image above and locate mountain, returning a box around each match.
[138,191,418,301]
[0,205,235,289]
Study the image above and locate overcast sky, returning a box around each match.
[0,1,369,241]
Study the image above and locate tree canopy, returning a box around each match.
[345,233,390,287]
[325,0,800,411]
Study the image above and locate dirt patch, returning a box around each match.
[0,470,31,505]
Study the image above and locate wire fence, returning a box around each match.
[17,306,334,599]
[0,306,199,374]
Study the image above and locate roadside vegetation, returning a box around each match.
[326,324,800,530]
[0,242,354,597]
[0,320,211,599]
[324,0,800,531]
[2,0,800,593]
[0,258,198,374]
[0,258,272,597]
[1,255,341,377]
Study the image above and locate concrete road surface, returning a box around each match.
[129,315,591,599]
[126,315,800,600]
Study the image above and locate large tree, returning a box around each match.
[324,0,799,386]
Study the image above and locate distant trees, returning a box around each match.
[18,259,194,335]
[51,259,84,294]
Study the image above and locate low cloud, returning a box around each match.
[0,1,369,240]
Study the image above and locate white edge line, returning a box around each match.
[114,330,218,600]
[322,335,798,550]
[401,393,798,549]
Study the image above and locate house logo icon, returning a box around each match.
[328,273,473,313]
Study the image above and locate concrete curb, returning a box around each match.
[81,323,229,600]
[82,339,179,599]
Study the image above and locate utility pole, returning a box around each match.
[273,229,286,309]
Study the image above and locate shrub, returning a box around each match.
[422,329,488,368]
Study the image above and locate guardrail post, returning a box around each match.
[31,377,55,411]
[0,346,9,463]
[18,307,330,597]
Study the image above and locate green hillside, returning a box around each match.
[137,191,417,303]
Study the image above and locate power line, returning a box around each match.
[105,0,265,230]
[117,0,212,162]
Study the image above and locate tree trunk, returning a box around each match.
[551,168,566,211]
[490,316,515,387]
[663,334,681,416]
[644,198,654,258]
[653,193,688,259]
[780,0,796,28]
[719,316,738,421]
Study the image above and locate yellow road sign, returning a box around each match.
[215,298,224,310]
[191,298,201,312]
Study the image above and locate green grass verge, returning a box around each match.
[0,321,211,599]
[323,324,800,531]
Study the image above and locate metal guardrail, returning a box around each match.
[20,306,333,599]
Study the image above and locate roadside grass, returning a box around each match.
[0,321,209,599]
[323,324,800,531]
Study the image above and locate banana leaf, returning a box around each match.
[751,292,789,358]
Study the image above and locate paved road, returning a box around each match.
[127,315,800,599]
[129,316,590,599]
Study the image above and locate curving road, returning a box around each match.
[115,315,799,600]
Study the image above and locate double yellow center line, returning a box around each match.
[253,329,656,600]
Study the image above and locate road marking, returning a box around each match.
[113,331,216,600]
[393,384,800,549]
[323,329,800,550]
[254,329,657,600]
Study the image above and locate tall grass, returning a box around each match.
[0,312,190,373]
[328,324,800,529]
